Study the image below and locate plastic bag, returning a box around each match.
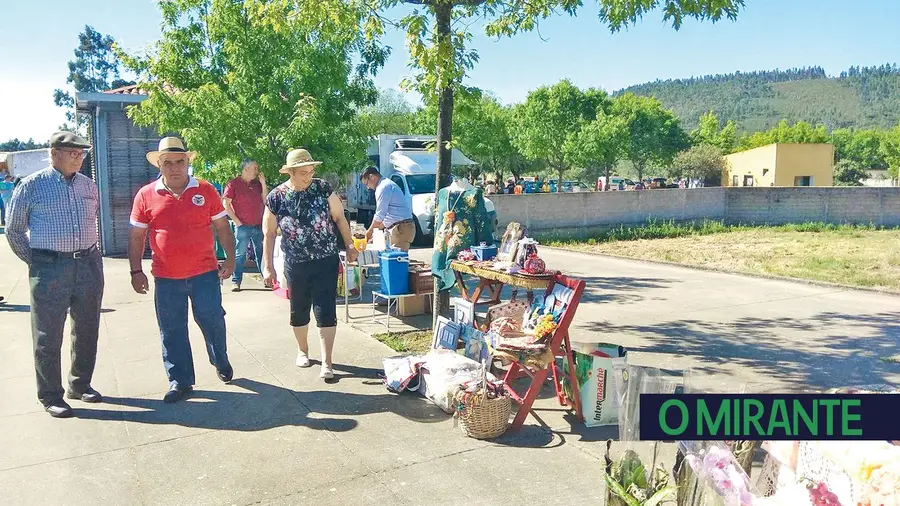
[613,363,681,442]
[382,356,425,393]
[678,441,756,506]
[337,262,360,298]
[420,350,496,414]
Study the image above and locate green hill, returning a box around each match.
[619,64,900,132]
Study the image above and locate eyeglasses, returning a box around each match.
[59,149,88,159]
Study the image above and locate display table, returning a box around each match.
[450,260,553,307]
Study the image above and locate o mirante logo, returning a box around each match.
[639,394,899,441]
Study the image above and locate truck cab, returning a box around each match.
[348,135,497,245]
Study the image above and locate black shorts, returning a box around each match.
[285,255,339,328]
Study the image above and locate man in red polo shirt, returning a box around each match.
[223,158,267,292]
[128,137,236,404]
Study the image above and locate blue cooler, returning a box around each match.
[379,250,410,295]
[471,243,498,261]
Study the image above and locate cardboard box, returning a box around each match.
[399,295,426,316]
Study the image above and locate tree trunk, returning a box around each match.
[432,2,454,325]
[557,168,564,193]
[604,165,612,191]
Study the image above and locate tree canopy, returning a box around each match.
[613,93,690,181]
[53,25,133,132]
[122,0,388,182]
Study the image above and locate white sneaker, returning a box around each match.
[295,352,311,368]
[320,365,334,380]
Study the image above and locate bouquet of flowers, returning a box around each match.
[604,440,675,506]
[679,441,755,506]
[858,463,900,506]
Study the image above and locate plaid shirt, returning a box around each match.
[6,167,99,263]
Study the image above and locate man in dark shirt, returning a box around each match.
[223,159,267,291]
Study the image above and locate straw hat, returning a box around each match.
[146,137,196,167]
[280,148,322,174]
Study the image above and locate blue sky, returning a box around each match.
[2,0,899,142]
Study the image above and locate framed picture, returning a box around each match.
[432,316,461,351]
[463,329,490,364]
[452,298,475,326]
[496,222,525,262]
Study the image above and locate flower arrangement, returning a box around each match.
[533,313,558,340]
[604,440,675,506]
[679,441,754,506]
[804,481,841,506]
[858,463,900,506]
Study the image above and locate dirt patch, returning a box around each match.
[558,228,900,292]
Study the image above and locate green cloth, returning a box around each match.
[431,187,492,291]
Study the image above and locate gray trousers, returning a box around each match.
[29,249,104,406]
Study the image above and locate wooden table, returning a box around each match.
[450,261,552,307]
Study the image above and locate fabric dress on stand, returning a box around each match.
[431,186,491,291]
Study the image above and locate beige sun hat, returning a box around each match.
[279,148,323,174]
[146,137,196,167]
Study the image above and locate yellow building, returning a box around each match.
[722,143,835,187]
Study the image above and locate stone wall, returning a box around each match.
[488,187,900,234]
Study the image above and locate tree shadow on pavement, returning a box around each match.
[75,377,450,431]
[579,311,900,389]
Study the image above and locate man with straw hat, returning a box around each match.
[6,131,104,418]
[262,148,358,380]
[128,136,236,403]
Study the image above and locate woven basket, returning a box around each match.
[455,390,511,440]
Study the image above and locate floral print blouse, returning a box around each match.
[266,179,340,265]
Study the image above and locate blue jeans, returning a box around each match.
[154,270,230,387]
[233,225,264,284]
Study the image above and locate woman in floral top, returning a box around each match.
[263,149,358,380]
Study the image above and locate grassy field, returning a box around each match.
[543,221,900,292]
[374,330,433,354]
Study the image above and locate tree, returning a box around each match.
[833,159,868,186]
[881,123,900,180]
[362,0,744,318]
[565,113,628,190]
[0,138,49,152]
[737,119,829,151]
[358,88,416,136]
[614,93,690,181]
[671,144,726,184]
[413,91,527,182]
[692,111,738,153]
[831,128,887,170]
[121,0,387,182]
[511,80,608,191]
[53,25,133,132]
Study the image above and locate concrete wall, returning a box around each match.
[490,187,900,234]
[725,187,900,226]
[491,188,726,233]
[774,143,835,187]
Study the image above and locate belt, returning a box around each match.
[32,245,98,259]
[387,219,414,230]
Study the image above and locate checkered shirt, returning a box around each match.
[6,167,99,263]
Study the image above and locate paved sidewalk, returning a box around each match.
[3,241,898,505]
[0,243,609,506]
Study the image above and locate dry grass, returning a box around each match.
[555,226,900,292]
